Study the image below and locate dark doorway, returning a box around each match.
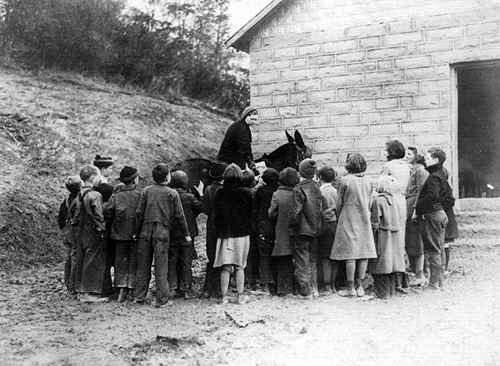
[457,65,500,198]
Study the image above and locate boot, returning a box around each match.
[118,288,127,303]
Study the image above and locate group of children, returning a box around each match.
[58,143,457,305]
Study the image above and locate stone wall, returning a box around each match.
[248,0,500,175]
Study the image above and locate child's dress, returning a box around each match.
[330,173,376,261]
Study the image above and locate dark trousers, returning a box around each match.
[75,224,106,294]
[102,237,116,295]
[203,228,221,296]
[114,240,137,289]
[258,235,275,285]
[134,223,170,304]
[63,240,77,292]
[419,210,448,288]
[272,255,295,295]
[291,235,318,296]
[372,273,396,299]
[168,237,196,292]
[244,231,260,286]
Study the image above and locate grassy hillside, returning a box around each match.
[0,67,233,270]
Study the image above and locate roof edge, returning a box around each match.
[226,0,286,53]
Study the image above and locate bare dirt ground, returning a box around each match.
[1,67,500,366]
[1,239,499,366]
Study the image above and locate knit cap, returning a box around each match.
[299,158,317,179]
[119,166,138,183]
[241,106,258,120]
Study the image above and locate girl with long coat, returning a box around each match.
[330,153,376,297]
[405,146,429,286]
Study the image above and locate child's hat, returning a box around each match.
[119,166,139,183]
[65,176,82,193]
[93,155,114,169]
[209,162,228,179]
[241,106,258,120]
[299,158,317,179]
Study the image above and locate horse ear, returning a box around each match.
[285,130,294,143]
[294,130,305,149]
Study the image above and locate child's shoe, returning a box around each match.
[117,288,127,303]
[183,290,197,300]
[126,290,134,302]
[237,293,250,305]
[319,285,332,295]
[338,288,356,298]
[221,295,230,304]
[79,293,109,303]
[155,299,173,308]
[297,293,313,300]
[312,291,319,300]
[409,276,426,287]
[356,286,365,297]
[253,284,271,296]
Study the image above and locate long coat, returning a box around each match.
[268,186,294,256]
[217,119,253,168]
[369,193,406,274]
[330,174,376,260]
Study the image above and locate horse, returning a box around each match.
[171,130,311,194]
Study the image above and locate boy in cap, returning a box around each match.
[58,176,83,297]
[134,164,189,307]
[201,162,227,298]
[217,106,258,170]
[74,165,108,303]
[104,166,141,302]
[289,158,327,300]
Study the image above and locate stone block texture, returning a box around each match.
[246,0,500,174]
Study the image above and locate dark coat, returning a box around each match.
[173,188,203,238]
[214,185,252,238]
[217,119,253,167]
[289,179,326,237]
[104,185,141,241]
[135,183,188,238]
[253,184,278,239]
[268,186,294,256]
[415,164,448,215]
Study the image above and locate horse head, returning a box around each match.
[259,130,312,171]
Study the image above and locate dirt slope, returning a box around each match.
[0,67,233,269]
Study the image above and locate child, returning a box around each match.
[289,158,326,300]
[415,148,452,290]
[405,145,429,287]
[253,168,280,296]
[134,164,189,307]
[168,170,203,300]
[317,166,338,294]
[201,162,227,298]
[369,175,406,299]
[93,155,114,184]
[268,167,300,296]
[104,166,141,302]
[213,164,253,305]
[58,176,82,298]
[74,165,108,303]
[330,153,377,298]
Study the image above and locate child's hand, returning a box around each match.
[194,181,204,197]
[185,236,191,243]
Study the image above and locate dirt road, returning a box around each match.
[1,242,499,366]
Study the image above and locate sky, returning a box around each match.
[126,0,273,34]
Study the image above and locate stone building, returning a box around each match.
[227,0,500,199]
